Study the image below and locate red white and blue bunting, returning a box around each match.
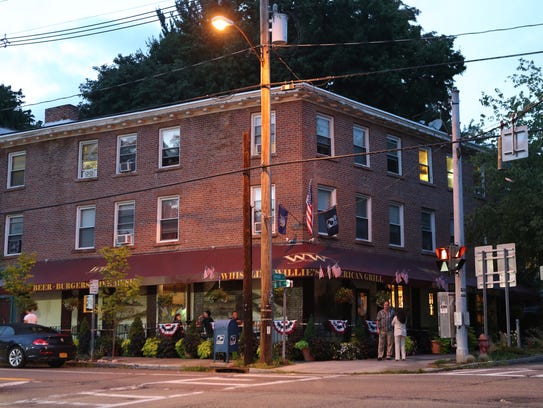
[273,319,298,334]
[158,323,181,337]
[328,319,348,333]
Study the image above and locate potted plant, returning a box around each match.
[294,339,313,361]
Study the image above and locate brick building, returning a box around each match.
[0,84,481,340]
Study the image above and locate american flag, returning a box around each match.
[305,179,313,236]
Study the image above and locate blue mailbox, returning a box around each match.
[213,319,240,362]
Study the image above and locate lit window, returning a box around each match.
[428,292,435,316]
[79,140,98,179]
[419,148,433,183]
[446,155,453,189]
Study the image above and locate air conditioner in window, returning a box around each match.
[116,234,133,245]
[82,168,97,178]
[253,222,262,233]
[119,162,134,172]
[255,144,261,154]
[8,240,22,254]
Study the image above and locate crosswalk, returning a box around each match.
[439,367,543,378]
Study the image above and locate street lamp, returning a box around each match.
[212,0,273,364]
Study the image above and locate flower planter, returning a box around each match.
[431,339,441,354]
[301,347,314,361]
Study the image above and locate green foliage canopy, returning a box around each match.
[79,0,464,124]
[0,85,38,131]
[0,252,37,314]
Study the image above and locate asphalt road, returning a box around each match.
[1,363,542,407]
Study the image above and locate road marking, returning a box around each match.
[0,381,29,388]
[441,368,541,377]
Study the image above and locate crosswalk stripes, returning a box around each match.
[440,368,542,378]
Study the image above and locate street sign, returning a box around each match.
[272,272,285,281]
[273,280,287,289]
[496,243,517,288]
[502,126,528,162]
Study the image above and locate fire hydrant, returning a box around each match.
[478,334,489,355]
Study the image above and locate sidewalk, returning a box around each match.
[71,354,457,374]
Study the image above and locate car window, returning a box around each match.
[0,326,15,336]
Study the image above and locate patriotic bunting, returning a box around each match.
[158,323,182,337]
[328,320,348,333]
[273,319,298,334]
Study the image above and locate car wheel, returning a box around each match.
[48,360,65,368]
[8,346,26,368]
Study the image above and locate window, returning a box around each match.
[389,203,404,247]
[428,292,435,316]
[115,201,135,245]
[252,112,276,155]
[355,194,371,241]
[160,127,180,168]
[251,185,276,234]
[79,140,98,179]
[419,147,433,183]
[76,206,95,249]
[317,186,336,235]
[446,155,454,189]
[473,165,486,197]
[117,134,137,173]
[158,196,179,241]
[5,214,23,256]
[8,151,25,188]
[450,215,455,244]
[353,125,369,166]
[386,136,401,175]
[421,209,435,251]
[316,114,333,156]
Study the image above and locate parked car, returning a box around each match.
[0,323,76,368]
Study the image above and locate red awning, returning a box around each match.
[28,243,440,291]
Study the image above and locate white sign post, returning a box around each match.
[89,280,99,361]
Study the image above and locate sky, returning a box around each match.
[2,0,543,127]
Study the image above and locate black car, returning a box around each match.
[0,323,76,368]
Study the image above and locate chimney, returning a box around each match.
[44,104,79,124]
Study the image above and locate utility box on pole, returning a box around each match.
[438,292,455,339]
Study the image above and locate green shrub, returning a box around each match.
[304,315,316,341]
[197,339,213,359]
[183,320,201,358]
[77,317,91,356]
[309,337,337,361]
[175,338,186,358]
[128,316,146,357]
[405,336,414,355]
[333,342,359,360]
[157,336,178,358]
[121,339,131,356]
[142,337,160,357]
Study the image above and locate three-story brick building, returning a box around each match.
[0,83,480,340]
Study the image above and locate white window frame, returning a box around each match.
[316,114,334,156]
[115,201,135,246]
[4,214,23,256]
[159,127,180,168]
[317,185,337,235]
[78,140,98,179]
[76,205,96,249]
[251,185,276,235]
[7,151,26,188]
[386,135,402,175]
[419,147,433,183]
[251,111,276,156]
[355,194,371,242]
[389,203,404,247]
[421,209,435,252]
[157,196,179,242]
[353,125,369,167]
[117,134,137,174]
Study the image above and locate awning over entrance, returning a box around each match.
[28,243,441,292]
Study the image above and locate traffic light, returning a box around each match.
[435,245,466,273]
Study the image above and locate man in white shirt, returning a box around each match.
[23,309,38,324]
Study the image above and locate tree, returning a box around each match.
[466,59,543,289]
[98,246,141,357]
[0,253,37,318]
[79,0,464,124]
[0,85,39,130]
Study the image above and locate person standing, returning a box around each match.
[376,301,395,360]
[200,310,214,340]
[23,309,38,324]
[392,308,407,361]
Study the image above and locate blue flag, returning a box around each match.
[278,204,288,235]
